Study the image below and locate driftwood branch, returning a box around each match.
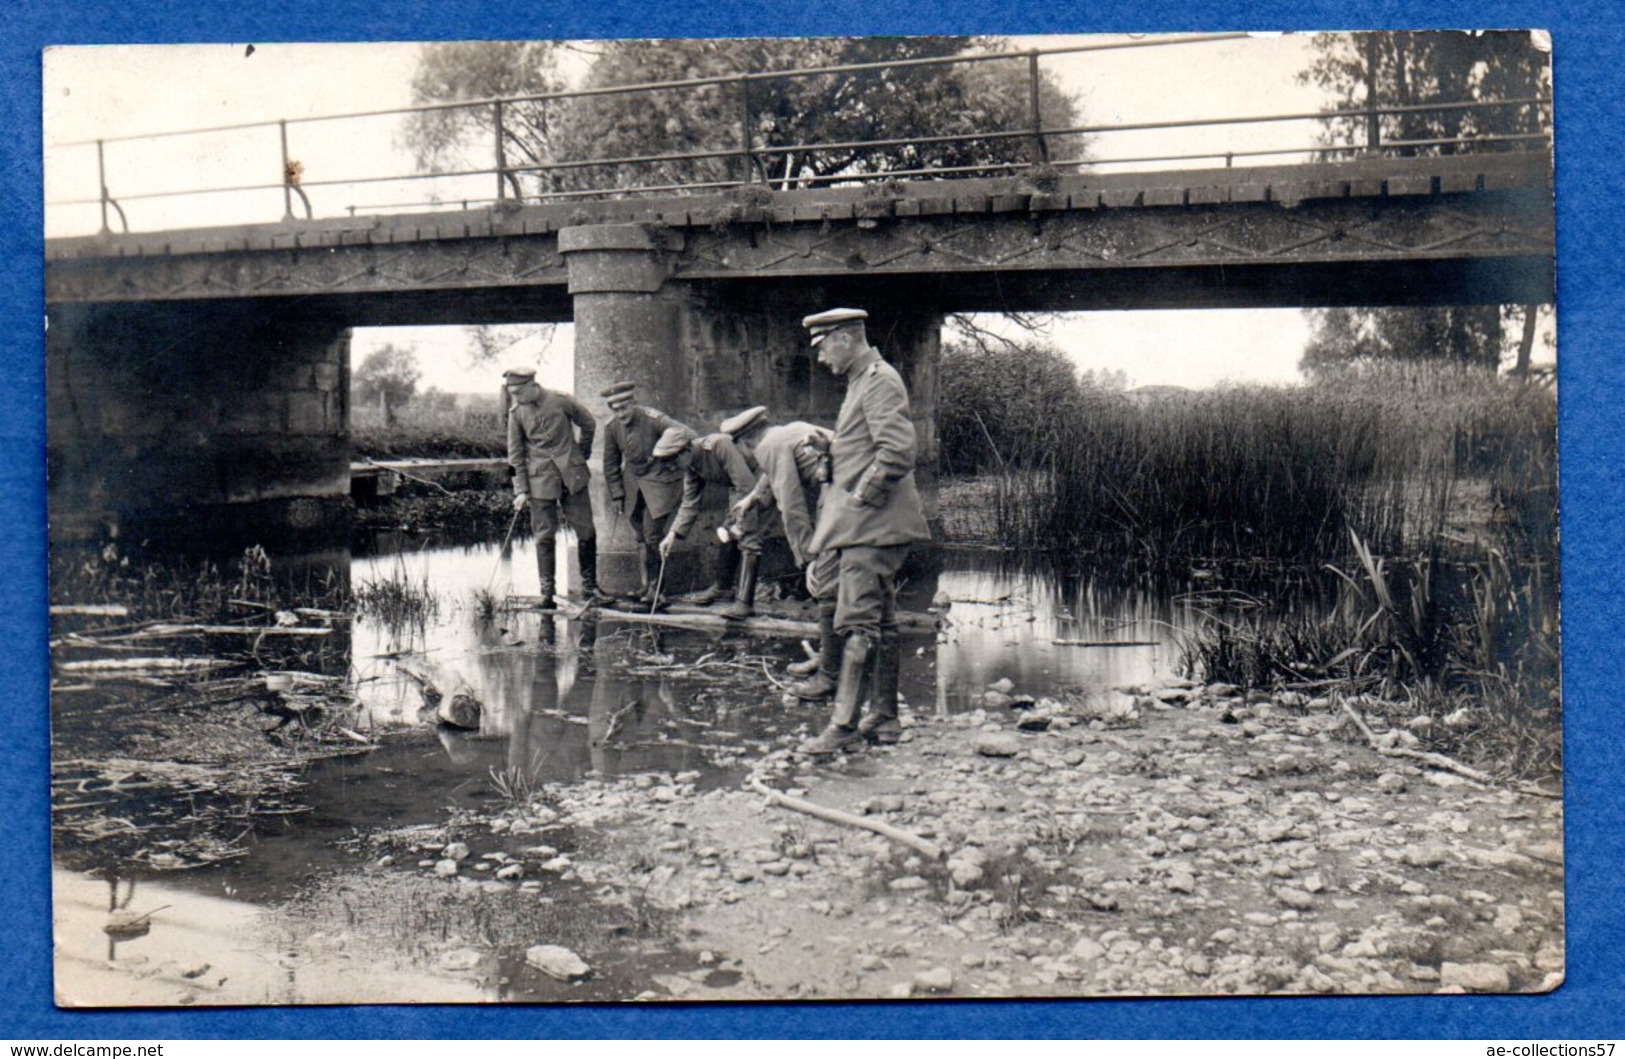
[125,624,334,638]
[748,778,945,862]
[1339,699,1498,786]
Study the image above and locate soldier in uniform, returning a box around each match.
[601,381,694,605]
[796,309,931,755]
[732,419,838,688]
[659,422,763,618]
[503,367,604,609]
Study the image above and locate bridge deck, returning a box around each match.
[46,153,1550,265]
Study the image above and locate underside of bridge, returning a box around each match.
[44,156,1555,552]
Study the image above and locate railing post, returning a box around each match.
[737,76,755,184]
[1027,51,1049,164]
[1364,33,1382,152]
[494,100,507,203]
[279,120,294,221]
[96,139,110,234]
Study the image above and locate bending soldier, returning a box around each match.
[660,424,763,618]
[733,420,837,685]
[601,381,694,607]
[504,367,604,609]
[797,309,931,755]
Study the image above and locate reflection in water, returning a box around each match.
[53,868,485,1007]
[930,562,1201,713]
[350,542,1253,788]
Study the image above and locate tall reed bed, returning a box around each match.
[962,361,1559,777]
[982,362,1555,568]
[50,541,349,621]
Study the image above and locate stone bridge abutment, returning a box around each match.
[46,298,352,546]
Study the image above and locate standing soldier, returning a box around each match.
[659,425,762,617]
[797,309,931,755]
[601,382,693,607]
[504,367,604,610]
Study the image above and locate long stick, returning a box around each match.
[748,778,946,861]
[650,550,668,614]
[486,506,523,595]
[1339,699,1496,785]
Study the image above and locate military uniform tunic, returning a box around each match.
[807,350,930,553]
[806,349,930,637]
[743,421,833,567]
[668,433,761,543]
[602,406,692,521]
[508,388,597,542]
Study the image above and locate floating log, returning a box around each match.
[509,596,934,638]
[57,657,232,674]
[125,623,334,638]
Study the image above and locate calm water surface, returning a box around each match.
[54,538,1290,1003]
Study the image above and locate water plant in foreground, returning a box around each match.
[1181,530,1559,779]
[353,556,442,641]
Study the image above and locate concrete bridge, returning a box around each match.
[44,151,1554,554]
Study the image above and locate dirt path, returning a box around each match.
[537,685,1564,999]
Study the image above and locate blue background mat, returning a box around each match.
[6,0,1619,1039]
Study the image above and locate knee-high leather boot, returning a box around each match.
[691,541,740,605]
[717,552,759,620]
[797,632,871,755]
[858,628,902,744]
[576,537,608,606]
[789,602,839,699]
[535,536,557,611]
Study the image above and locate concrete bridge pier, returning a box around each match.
[46,299,352,551]
[559,222,943,594]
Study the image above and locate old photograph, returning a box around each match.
[43,31,1559,1005]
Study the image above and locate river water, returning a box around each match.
[51,537,1273,1005]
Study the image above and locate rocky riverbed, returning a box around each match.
[346,680,1563,1001]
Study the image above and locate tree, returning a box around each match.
[1300,306,1505,375]
[1296,32,1552,376]
[1300,31,1550,159]
[353,345,421,425]
[405,37,1087,198]
[938,338,1106,475]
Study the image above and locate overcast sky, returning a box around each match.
[39,35,1451,393]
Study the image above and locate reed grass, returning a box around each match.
[975,363,1554,568]
[353,556,441,638]
[50,542,349,621]
[956,361,1564,779]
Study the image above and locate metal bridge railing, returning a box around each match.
[44,34,1553,236]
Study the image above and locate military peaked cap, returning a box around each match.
[802,308,868,344]
[720,405,769,436]
[502,367,537,383]
[601,380,637,404]
[651,426,690,458]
